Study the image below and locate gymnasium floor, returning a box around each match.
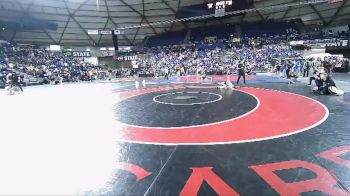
[0,74,350,195]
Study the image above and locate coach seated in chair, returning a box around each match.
[313,74,344,96]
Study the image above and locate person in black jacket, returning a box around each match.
[318,75,335,95]
[0,72,6,84]
[313,74,343,95]
[303,60,311,77]
[236,62,246,85]
[11,72,23,92]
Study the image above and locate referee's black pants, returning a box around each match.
[14,82,23,92]
[237,73,246,84]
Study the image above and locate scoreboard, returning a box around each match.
[207,0,233,10]
[207,0,253,18]
[208,0,233,16]
[175,0,253,20]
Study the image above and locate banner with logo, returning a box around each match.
[326,39,349,47]
[65,51,91,57]
[117,55,138,61]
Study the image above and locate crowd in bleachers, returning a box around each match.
[138,39,349,79]
[1,20,349,89]
[241,21,301,38]
[137,37,301,77]
[137,21,349,78]
[0,43,108,87]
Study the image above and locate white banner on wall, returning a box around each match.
[118,55,138,61]
[326,40,349,47]
[72,51,91,57]
[88,30,99,35]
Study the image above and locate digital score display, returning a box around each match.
[175,0,253,20]
[207,0,253,15]
[207,0,233,10]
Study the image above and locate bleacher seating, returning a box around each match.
[144,20,348,48]
[190,24,236,42]
[241,21,300,37]
[146,30,187,47]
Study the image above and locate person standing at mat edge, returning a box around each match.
[237,62,246,85]
[164,67,169,80]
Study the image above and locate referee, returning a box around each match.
[237,62,246,85]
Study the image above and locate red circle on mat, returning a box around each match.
[114,86,329,145]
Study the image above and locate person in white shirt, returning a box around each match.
[218,79,235,89]
[164,67,169,80]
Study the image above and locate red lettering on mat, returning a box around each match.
[250,160,347,195]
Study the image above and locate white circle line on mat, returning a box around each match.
[153,91,223,106]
